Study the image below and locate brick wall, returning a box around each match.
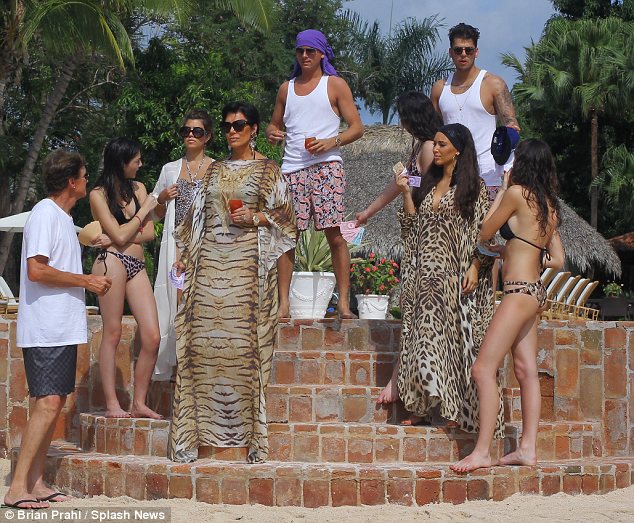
[0,315,632,458]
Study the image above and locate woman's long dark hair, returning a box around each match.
[396,91,443,144]
[93,138,141,218]
[510,139,562,235]
[412,124,481,221]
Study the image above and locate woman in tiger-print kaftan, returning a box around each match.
[169,106,296,463]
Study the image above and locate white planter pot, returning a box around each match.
[356,293,390,320]
[289,271,336,319]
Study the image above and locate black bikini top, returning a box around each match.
[500,221,552,267]
[113,192,141,225]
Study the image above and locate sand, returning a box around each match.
[1,459,633,522]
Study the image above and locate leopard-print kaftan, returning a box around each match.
[397,181,504,438]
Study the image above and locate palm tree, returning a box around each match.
[345,14,451,124]
[595,145,634,215]
[0,0,273,274]
[502,17,634,229]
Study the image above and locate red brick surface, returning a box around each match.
[3,316,634,506]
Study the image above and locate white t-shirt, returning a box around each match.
[17,198,87,347]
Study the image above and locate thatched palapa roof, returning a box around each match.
[342,125,621,278]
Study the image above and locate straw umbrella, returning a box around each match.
[343,125,621,277]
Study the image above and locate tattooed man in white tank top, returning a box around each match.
[431,22,520,202]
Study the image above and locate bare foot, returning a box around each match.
[130,404,164,420]
[400,414,425,426]
[376,377,398,404]
[451,451,494,473]
[104,408,130,418]
[278,301,290,320]
[338,305,357,320]
[498,448,537,466]
[3,491,49,509]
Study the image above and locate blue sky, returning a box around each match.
[345,0,556,123]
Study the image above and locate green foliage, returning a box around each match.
[551,0,634,20]
[350,253,400,296]
[603,281,624,297]
[503,16,634,233]
[594,145,634,218]
[344,14,451,123]
[389,306,401,319]
[294,227,334,272]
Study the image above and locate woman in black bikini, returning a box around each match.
[452,139,564,472]
[90,138,162,419]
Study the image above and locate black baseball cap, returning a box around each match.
[491,126,520,165]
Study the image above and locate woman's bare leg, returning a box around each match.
[93,255,129,418]
[499,314,540,466]
[451,294,538,472]
[126,270,162,419]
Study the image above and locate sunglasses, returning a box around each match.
[296,47,317,57]
[220,119,250,134]
[179,126,207,139]
[452,46,476,56]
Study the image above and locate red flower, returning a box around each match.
[369,252,375,259]
[389,269,394,275]
[365,267,371,272]
[380,257,386,263]
[373,266,378,271]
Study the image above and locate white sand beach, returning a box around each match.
[1,459,633,522]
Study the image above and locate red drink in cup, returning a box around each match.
[304,137,316,150]
[228,199,243,212]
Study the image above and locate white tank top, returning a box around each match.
[438,69,503,186]
[282,76,342,174]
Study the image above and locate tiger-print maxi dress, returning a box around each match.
[397,181,505,438]
[170,159,297,463]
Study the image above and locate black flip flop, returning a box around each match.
[36,492,70,502]
[1,499,46,509]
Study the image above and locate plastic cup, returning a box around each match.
[228,199,243,212]
[304,137,316,150]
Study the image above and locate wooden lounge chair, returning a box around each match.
[541,271,571,319]
[548,275,581,319]
[540,267,557,288]
[0,277,18,314]
[568,280,600,320]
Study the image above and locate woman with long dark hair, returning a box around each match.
[395,123,504,434]
[169,102,296,462]
[371,91,443,405]
[356,91,443,227]
[151,109,214,382]
[90,138,162,419]
[452,139,564,472]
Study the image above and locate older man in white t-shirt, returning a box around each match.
[3,150,110,509]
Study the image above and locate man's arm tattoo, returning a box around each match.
[494,83,520,128]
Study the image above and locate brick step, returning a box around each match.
[271,349,396,387]
[266,384,404,424]
[79,414,602,464]
[29,443,634,507]
[276,320,400,354]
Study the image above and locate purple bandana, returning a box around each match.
[291,29,339,79]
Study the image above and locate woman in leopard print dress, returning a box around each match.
[395,123,504,438]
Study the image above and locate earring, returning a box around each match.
[249,134,257,152]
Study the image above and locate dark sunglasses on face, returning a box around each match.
[220,120,250,134]
[452,46,476,56]
[296,47,317,57]
[179,126,207,139]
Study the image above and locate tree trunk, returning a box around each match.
[590,109,599,229]
[0,54,80,275]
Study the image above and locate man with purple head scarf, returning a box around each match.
[267,29,364,320]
